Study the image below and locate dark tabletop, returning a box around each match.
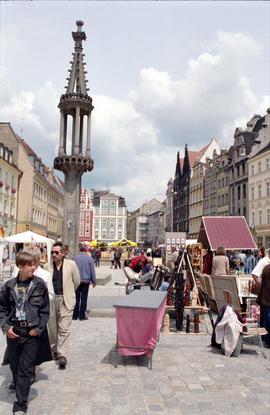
[113,290,167,310]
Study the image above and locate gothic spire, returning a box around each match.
[183,144,190,173]
[65,20,89,95]
[175,151,181,175]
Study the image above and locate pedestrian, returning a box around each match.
[252,248,270,283]
[203,248,213,275]
[73,246,96,321]
[244,251,255,274]
[114,248,122,269]
[5,247,53,388]
[2,245,9,266]
[0,251,50,414]
[62,244,70,258]
[44,242,80,369]
[109,248,115,269]
[167,246,179,273]
[211,246,230,276]
[256,264,270,348]
[94,248,101,267]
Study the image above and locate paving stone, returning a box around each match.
[1,268,270,414]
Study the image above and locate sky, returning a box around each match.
[0,1,269,210]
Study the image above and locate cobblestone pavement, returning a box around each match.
[1,318,270,415]
[0,267,270,414]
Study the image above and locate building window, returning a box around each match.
[102,230,107,238]
[102,200,108,207]
[266,159,270,170]
[102,219,107,227]
[110,219,115,228]
[243,184,246,199]
[258,162,261,173]
[258,184,262,199]
[267,209,270,225]
[251,211,255,226]
[237,186,241,200]
[258,210,262,225]
[251,165,254,176]
[267,182,270,197]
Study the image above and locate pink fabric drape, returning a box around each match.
[115,298,166,357]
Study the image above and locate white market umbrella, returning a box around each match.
[4,231,55,263]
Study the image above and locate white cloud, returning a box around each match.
[1,31,269,210]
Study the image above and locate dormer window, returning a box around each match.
[4,147,9,161]
[9,151,13,164]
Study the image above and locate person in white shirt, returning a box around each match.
[251,248,270,283]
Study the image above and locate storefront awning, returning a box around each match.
[198,216,257,251]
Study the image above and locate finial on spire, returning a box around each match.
[76,20,84,31]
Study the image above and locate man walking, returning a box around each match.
[0,251,50,414]
[45,242,80,369]
[73,246,96,321]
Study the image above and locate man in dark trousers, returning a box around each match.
[44,242,80,369]
[73,245,96,320]
[0,251,50,414]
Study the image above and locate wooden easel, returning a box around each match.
[174,250,209,333]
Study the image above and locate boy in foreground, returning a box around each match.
[0,251,50,414]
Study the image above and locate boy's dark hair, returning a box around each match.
[52,242,63,251]
[16,251,35,267]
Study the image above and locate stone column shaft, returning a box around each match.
[86,114,91,158]
[59,111,65,156]
[74,107,80,155]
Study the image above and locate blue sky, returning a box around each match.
[0,1,269,209]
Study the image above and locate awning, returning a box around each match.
[197,216,257,251]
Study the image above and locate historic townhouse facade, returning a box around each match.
[164,178,174,232]
[203,151,220,217]
[0,123,64,239]
[0,143,22,236]
[173,138,220,236]
[79,188,93,242]
[92,191,127,243]
[228,114,264,221]
[189,161,205,239]
[127,199,163,246]
[248,108,270,248]
[147,202,166,247]
[216,149,230,216]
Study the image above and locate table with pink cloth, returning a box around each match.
[113,290,167,358]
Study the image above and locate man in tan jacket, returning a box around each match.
[44,242,80,369]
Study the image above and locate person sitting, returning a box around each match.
[129,255,148,274]
[140,258,154,283]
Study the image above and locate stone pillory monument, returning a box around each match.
[54,21,94,257]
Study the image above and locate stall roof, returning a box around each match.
[198,216,257,251]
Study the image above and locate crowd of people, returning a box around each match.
[0,241,270,413]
